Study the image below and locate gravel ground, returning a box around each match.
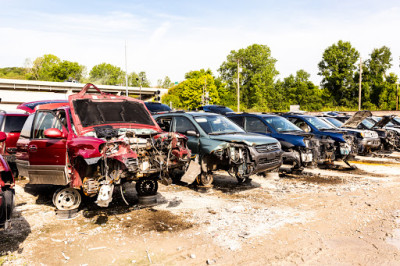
[1,153,400,265]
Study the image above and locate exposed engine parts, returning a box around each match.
[74,128,191,208]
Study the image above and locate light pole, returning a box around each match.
[237,59,240,112]
[358,56,362,111]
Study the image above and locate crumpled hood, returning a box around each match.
[209,133,278,146]
[341,111,372,128]
[69,83,161,135]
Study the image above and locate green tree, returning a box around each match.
[89,63,125,85]
[281,70,323,111]
[157,76,172,88]
[51,60,86,82]
[0,67,27,79]
[162,69,220,110]
[365,46,393,108]
[128,71,151,87]
[218,44,279,110]
[318,40,360,107]
[28,54,61,81]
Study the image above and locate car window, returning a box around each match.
[20,114,35,138]
[287,118,311,132]
[32,111,63,139]
[245,117,269,133]
[0,115,4,129]
[228,116,244,128]
[156,117,173,132]
[4,116,28,133]
[173,116,197,134]
[194,115,245,134]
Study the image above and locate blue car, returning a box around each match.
[282,114,356,163]
[226,113,318,170]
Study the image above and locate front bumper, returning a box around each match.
[359,137,381,149]
[249,147,283,173]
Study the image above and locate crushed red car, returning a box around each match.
[0,110,29,177]
[0,131,15,229]
[15,84,191,210]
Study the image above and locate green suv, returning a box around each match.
[153,112,283,185]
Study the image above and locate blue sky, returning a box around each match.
[1,0,400,86]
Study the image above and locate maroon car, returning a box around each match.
[15,84,191,210]
[0,110,29,177]
[0,132,15,228]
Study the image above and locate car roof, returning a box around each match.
[0,110,29,116]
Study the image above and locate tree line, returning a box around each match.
[0,40,398,111]
[0,54,173,89]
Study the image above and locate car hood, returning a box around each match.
[209,133,278,146]
[341,110,372,128]
[373,115,395,128]
[69,83,161,135]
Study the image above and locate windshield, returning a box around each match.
[194,115,245,134]
[325,117,343,128]
[393,117,400,125]
[4,115,28,132]
[303,116,335,130]
[263,116,301,133]
[362,119,375,129]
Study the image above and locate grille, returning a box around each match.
[256,143,279,153]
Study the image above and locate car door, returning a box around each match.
[172,116,200,155]
[27,111,68,185]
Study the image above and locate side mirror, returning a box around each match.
[186,130,199,137]
[0,132,6,142]
[44,128,64,139]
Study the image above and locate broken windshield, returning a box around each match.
[72,99,155,127]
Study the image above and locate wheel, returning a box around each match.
[136,178,158,196]
[52,188,81,210]
[0,189,15,227]
[196,172,213,186]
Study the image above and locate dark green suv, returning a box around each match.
[153,112,283,185]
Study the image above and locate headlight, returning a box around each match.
[276,141,281,150]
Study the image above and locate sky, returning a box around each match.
[1,0,400,86]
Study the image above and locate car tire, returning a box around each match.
[0,189,15,227]
[136,178,158,196]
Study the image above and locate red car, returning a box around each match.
[0,131,15,228]
[15,84,191,210]
[0,110,29,177]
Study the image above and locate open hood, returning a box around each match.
[373,115,395,128]
[341,110,372,128]
[69,83,161,135]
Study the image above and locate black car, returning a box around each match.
[198,105,234,115]
[144,102,172,114]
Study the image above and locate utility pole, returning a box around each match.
[397,82,399,111]
[125,41,128,97]
[237,59,240,112]
[358,56,362,111]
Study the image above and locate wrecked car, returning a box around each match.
[226,113,318,171]
[153,112,283,185]
[319,111,381,155]
[0,132,15,229]
[15,83,191,210]
[282,114,356,166]
[0,110,29,177]
[361,116,400,151]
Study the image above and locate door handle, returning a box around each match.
[29,145,38,152]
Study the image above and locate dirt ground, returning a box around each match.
[2,153,400,265]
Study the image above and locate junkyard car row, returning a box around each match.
[2,83,400,227]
